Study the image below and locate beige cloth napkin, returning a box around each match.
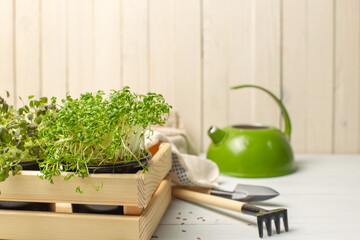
[146,110,220,188]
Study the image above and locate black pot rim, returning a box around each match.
[19,160,41,170]
[87,152,152,173]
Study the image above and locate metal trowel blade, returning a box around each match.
[233,184,279,202]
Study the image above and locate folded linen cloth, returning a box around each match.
[145,111,220,189]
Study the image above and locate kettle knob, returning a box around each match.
[208,126,225,144]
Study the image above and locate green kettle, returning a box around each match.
[207,85,295,178]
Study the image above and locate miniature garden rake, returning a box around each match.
[173,187,289,238]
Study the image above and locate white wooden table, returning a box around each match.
[153,155,360,239]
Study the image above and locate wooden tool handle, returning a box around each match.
[175,186,211,194]
[173,187,246,213]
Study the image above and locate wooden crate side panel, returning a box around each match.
[0,171,139,205]
[139,176,171,240]
[139,143,172,207]
[0,209,139,240]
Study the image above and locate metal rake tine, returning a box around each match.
[274,216,281,234]
[257,218,264,238]
[282,210,289,232]
[265,218,272,236]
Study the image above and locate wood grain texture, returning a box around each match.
[253,0,281,128]
[67,0,95,97]
[173,187,246,212]
[140,143,172,207]
[282,0,308,152]
[334,0,360,153]
[52,202,73,213]
[202,0,230,150]
[306,0,334,153]
[0,170,139,206]
[2,1,360,153]
[94,0,122,91]
[139,176,171,240]
[0,209,139,240]
[173,0,202,152]
[15,0,41,105]
[228,0,255,126]
[124,205,143,216]
[122,0,149,94]
[0,0,15,106]
[148,0,176,105]
[41,0,67,100]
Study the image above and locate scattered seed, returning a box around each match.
[247,223,253,226]
[151,236,159,239]
[178,212,181,215]
[202,219,206,222]
[181,222,184,225]
[197,217,203,220]
[189,211,193,214]
[182,230,186,232]
[183,218,187,220]
[197,238,201,240]
[176,217,181,219]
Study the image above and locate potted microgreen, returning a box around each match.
[39,87,171,193]
[0,93,54,182]
[0,93,55,208]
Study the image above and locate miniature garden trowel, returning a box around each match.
[178,183,279,202]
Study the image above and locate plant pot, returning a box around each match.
[87,152,152,174]
[72,204,123,214]
[0,160,40,209]
[82,152,151,213]
[19,160,40,171]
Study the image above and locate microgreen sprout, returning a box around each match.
[39,87,171,192]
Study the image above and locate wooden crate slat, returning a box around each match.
[139,176,172,240]
[0,208,139,240]
[139,143,172,207]
[0,172,139,205]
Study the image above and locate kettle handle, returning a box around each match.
[231,84,291,139]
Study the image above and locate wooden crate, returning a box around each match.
[0,143,172,208]
[0,143,172,240]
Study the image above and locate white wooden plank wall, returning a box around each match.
[0,0,359,154]
[41,0,67,100]
[0,0,15,105]
[334,0,360,153]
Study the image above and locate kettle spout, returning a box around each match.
[208,126,226,144]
